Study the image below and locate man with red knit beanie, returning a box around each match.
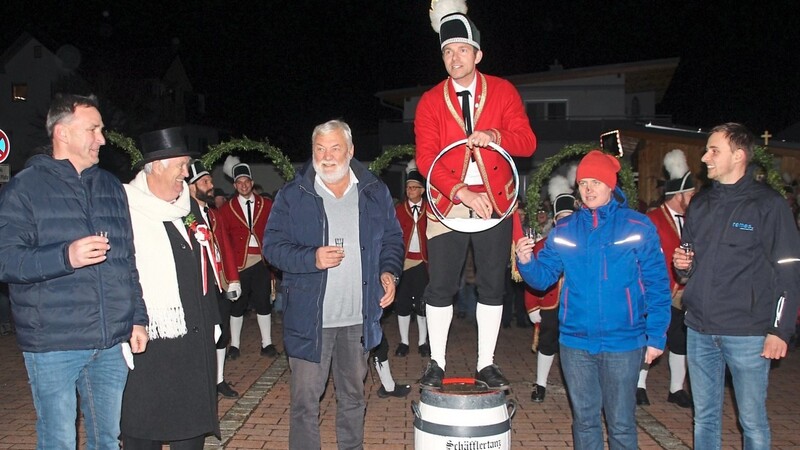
[516,149,671,449]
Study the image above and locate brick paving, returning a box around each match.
[1,312,799,449]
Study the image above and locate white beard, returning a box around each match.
[314,157,351,185]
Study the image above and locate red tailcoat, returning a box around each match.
[646,204,684,306]
[415,71,537,217]
[203,204,240,285]
[217,195,272,270]
[395,199,428,263]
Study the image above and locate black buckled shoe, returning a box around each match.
[217,381,239,398]
[377,383,412,398]
[261,344,279,358]
[227,346,241,360]
[395,343,409,357]
[419,360,444,389]
[418,343,431,357]
[476,364,510,390]
[636,388,650,406]
[531,384,546,402]
[667,389,692,408]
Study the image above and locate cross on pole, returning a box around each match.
[761,130,772,146]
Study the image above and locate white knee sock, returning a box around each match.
[669,352,688,393]
[417,315,428,346]
[373,356,396,392]
[397,315,411,346]
[536,353,555,387]
[230,316,244,348]
[216,349,226,384]
[426,305,453,370]
[637,368,649,389]
[257,314,272,347]
[476,303,503,371]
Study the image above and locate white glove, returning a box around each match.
[226,282,242,301]
[528,309,542,324]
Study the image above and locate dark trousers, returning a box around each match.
[424,218,511,307]
[666,306,688,355]
[215,290,233,349]
[230,261,271,317]
[394,263,428,316]
[538,307,560,356]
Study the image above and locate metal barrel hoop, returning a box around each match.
[425,139,519,233]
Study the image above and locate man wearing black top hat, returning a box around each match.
[415,1,536,389]
[186,159,242,398]
[122,127,221,448]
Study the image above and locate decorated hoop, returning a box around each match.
[426,139,519,233]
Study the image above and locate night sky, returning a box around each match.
[3,1,799,157]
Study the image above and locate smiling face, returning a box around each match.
[702,131,746,184]
[149,156,190,202]
[442,43,482,87]
[53,105,106,173]
[578,178,613,210]
[234,176,254,198]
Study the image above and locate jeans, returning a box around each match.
[288,324,368,450]
[687,328,771,450]
[560,344,643,450]
[23,344,129,450]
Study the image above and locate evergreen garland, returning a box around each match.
[203,138,295,182]
[105,131,143,168]
[368,144,416,175]
[753,145,787,196]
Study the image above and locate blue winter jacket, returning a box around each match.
[0,154,147,352]
[517,189,671,353]
[262,159,404,363]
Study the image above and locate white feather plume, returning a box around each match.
[223,155,241,179]
[664,149,689,179]
[430,0,468,33]
[406,159,418,174]
[566,164,578,187]
[548,175,573,203]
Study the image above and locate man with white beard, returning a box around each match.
[263,119,404,449]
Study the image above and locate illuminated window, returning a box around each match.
[12,84,28,102]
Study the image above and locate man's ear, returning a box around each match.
[475,49,483,65]
[53,123,69,144]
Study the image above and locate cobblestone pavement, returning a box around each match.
[1,312,798,449]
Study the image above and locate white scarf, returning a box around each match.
[125,171,192,340]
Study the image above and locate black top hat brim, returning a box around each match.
[135,127,198,169]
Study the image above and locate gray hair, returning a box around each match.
[311,119,353,150]
[142,159,168,174]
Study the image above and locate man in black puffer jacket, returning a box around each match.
[674,122,800,450]
[0,94,148,450]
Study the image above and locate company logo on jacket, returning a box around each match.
[732,222,754,232]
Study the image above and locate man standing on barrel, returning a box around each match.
[415,0,537,389]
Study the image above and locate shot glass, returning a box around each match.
[96,231,109,238]
[522,226,536,243]
[334,238,344,252]
[680,242,693,264]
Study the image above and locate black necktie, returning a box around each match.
[246,200,253,230]
[457,90,472,135]
[411,204,420,221]
[202,205,210,226]
[675,214,684,235]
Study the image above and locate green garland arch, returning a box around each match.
[368,144,416,175]
[525,143,637,232]
[203,138,295,182]
[752,145,787,196]
[104,132,295,182]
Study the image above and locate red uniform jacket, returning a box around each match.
[395,199,428,263]
[415,71,537,217]
[217,194,272,270]
[646,204,684,307]
[203,204,240,286]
